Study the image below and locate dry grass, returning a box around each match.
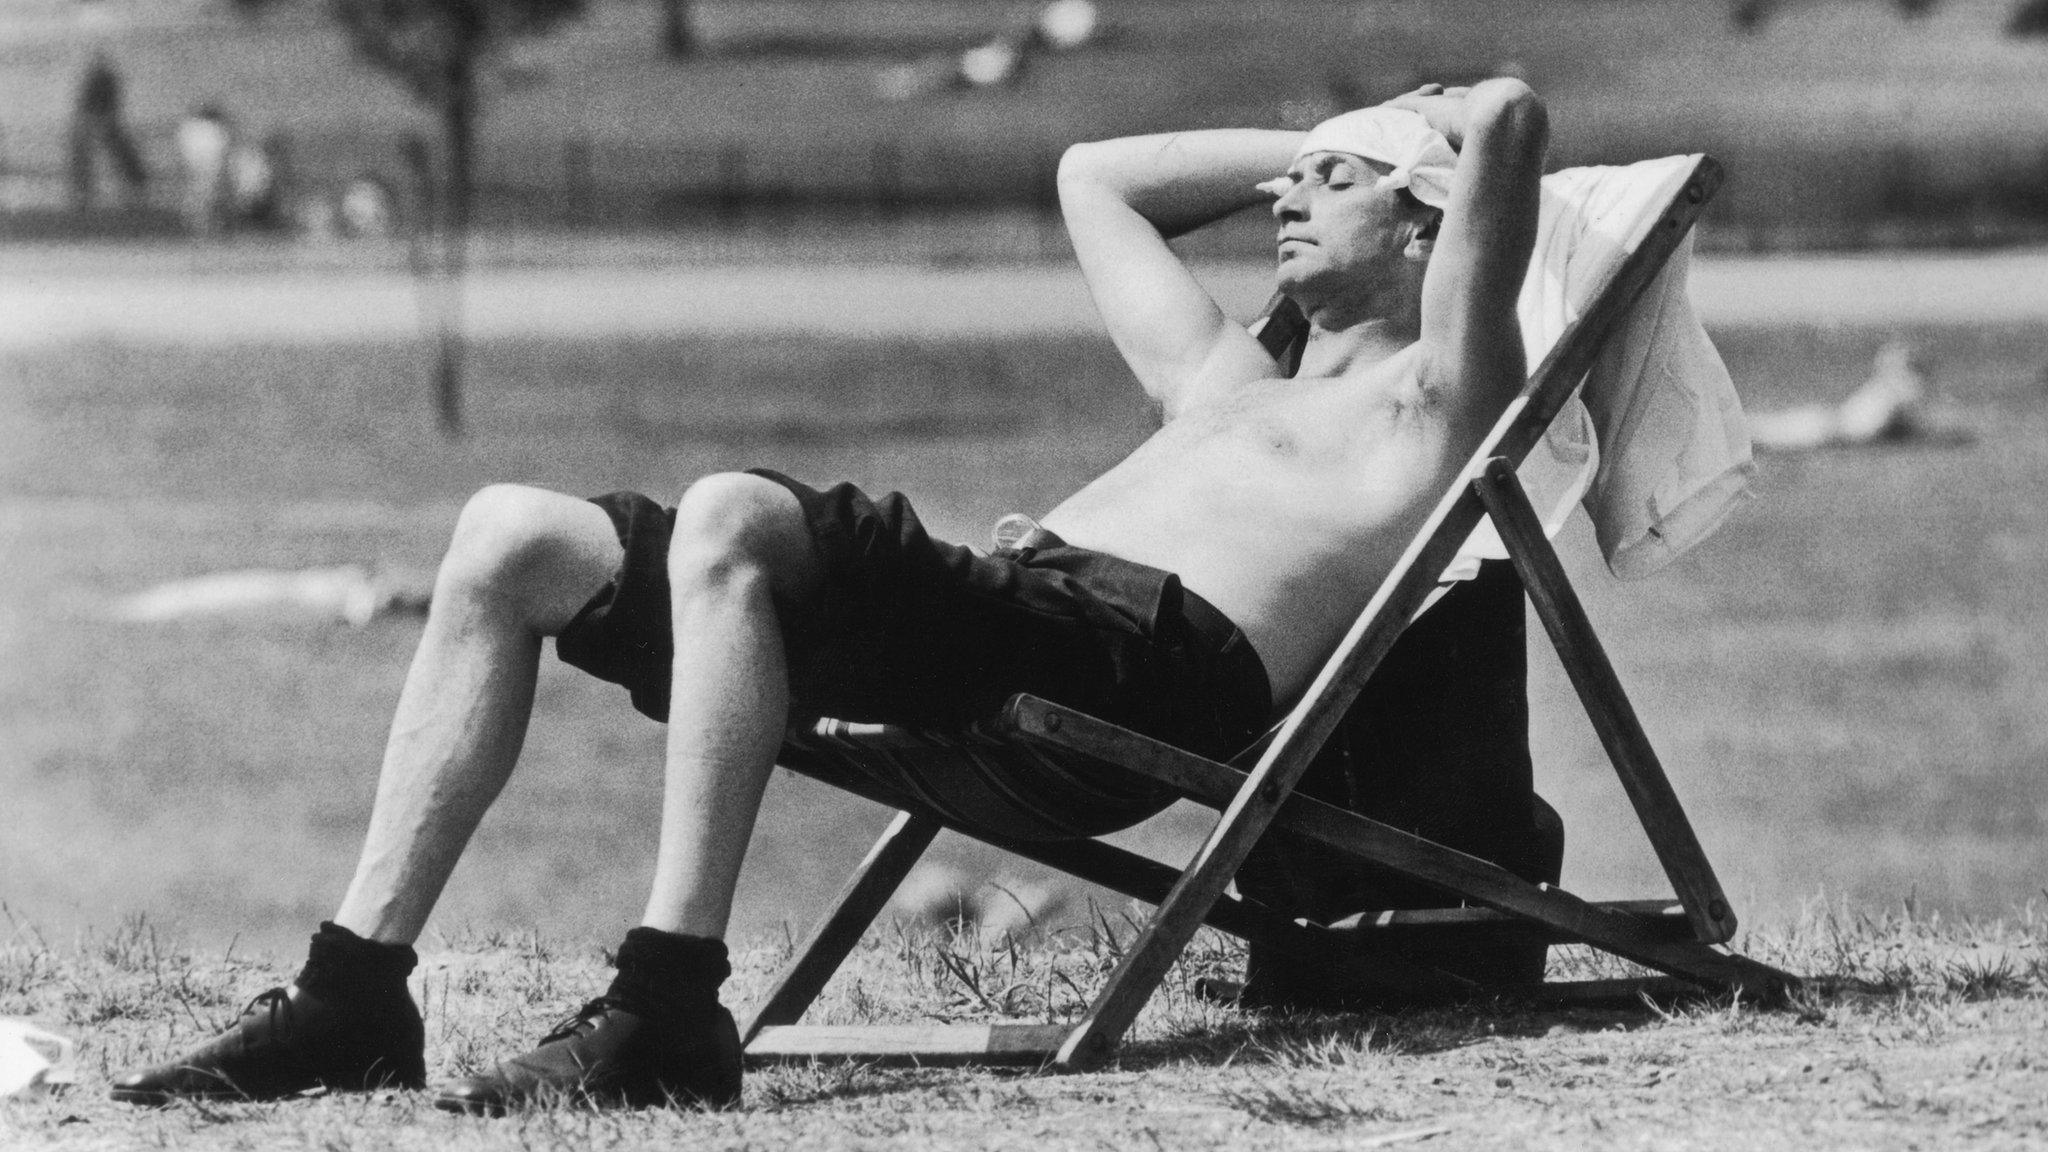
[2,902,2046,1150]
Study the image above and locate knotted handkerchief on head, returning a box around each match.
[1257,106,1458,209]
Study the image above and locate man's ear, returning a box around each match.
[1403,212,1442,261]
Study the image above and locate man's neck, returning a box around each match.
[1294,314,1421,379]
[1291,269,1426,379]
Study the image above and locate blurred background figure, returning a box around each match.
[1033,0,1100,50]
[176,103,233,237]
[228,131,289,231]
[1750,339,1975,450]
[67,52,148,211]
[339,171,398,239]
[108,564,432,628]
[878,0,1100,100]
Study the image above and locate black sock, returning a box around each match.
[295,921,418,998]
[605,927,729,1017]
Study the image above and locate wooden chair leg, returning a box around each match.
[1472,458,1737,944]
[739,809,941,1045]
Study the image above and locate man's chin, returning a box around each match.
[1274,261,1318,297]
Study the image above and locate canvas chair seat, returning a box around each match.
[781,710,1174,842]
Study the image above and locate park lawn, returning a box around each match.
[0,315,2045,1145]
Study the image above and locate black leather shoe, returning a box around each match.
[434,996,742,1115]
[110,983,426,1105]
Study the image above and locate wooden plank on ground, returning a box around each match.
[744,1023,1068,1067]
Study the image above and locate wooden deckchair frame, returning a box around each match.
[743,155,1797,1070]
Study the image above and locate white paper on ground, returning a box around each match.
[0,1018,78,1098]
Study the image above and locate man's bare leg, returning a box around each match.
[111,484,623,1105]
[641,472,822,937]
[116,473,818,1111]
[437,472,821,1115]
[334,485,624,944]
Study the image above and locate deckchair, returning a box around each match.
[743,154,1797,1070]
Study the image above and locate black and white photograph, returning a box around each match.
[2,0,2045,1146]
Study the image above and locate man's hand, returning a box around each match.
[1383,83,1477,148]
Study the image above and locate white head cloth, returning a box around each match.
[1258,106,1458,209]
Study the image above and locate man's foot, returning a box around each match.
[433,996,742,1115]
[109,982,426,1105]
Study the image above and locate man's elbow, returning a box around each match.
[1468,79,1549,156]
[1057,141,1111,194]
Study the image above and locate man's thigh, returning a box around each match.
[555,475,1153,730]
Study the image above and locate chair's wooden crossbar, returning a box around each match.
[1046,156,1727,1068]
[1000,695,1792,997]
[1328,898,1689,941]
[1471,458,1737,943]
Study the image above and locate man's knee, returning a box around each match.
[668,473,817,596]
[440,484,602,605]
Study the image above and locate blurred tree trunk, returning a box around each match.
[433,58,476,434]
[661,0,695,57]
[331,0,585,438]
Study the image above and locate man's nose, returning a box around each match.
[1271,185,1306,221]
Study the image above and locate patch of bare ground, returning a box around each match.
[2,903,2045,1151]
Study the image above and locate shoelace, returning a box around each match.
[223,987,295,1062]
[243,987,294,1027]
[538,996,631,1046]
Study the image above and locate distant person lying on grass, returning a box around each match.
[1748,339,1974,451]
[111,79,1550,1112]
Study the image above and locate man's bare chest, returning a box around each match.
[1162,370,1431,466]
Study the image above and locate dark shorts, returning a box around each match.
[556,470,1274,837]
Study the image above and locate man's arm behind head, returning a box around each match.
[1409,80,1550,431]
[1057,131,1300,416]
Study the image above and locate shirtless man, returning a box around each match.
[111,78,1547,1112]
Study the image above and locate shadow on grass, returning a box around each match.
[740,964,2030,1109]
[1116,999,1669,1072]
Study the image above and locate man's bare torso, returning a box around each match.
[1040,345,1480,705]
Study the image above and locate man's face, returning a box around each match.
[1270,151,1426,300]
